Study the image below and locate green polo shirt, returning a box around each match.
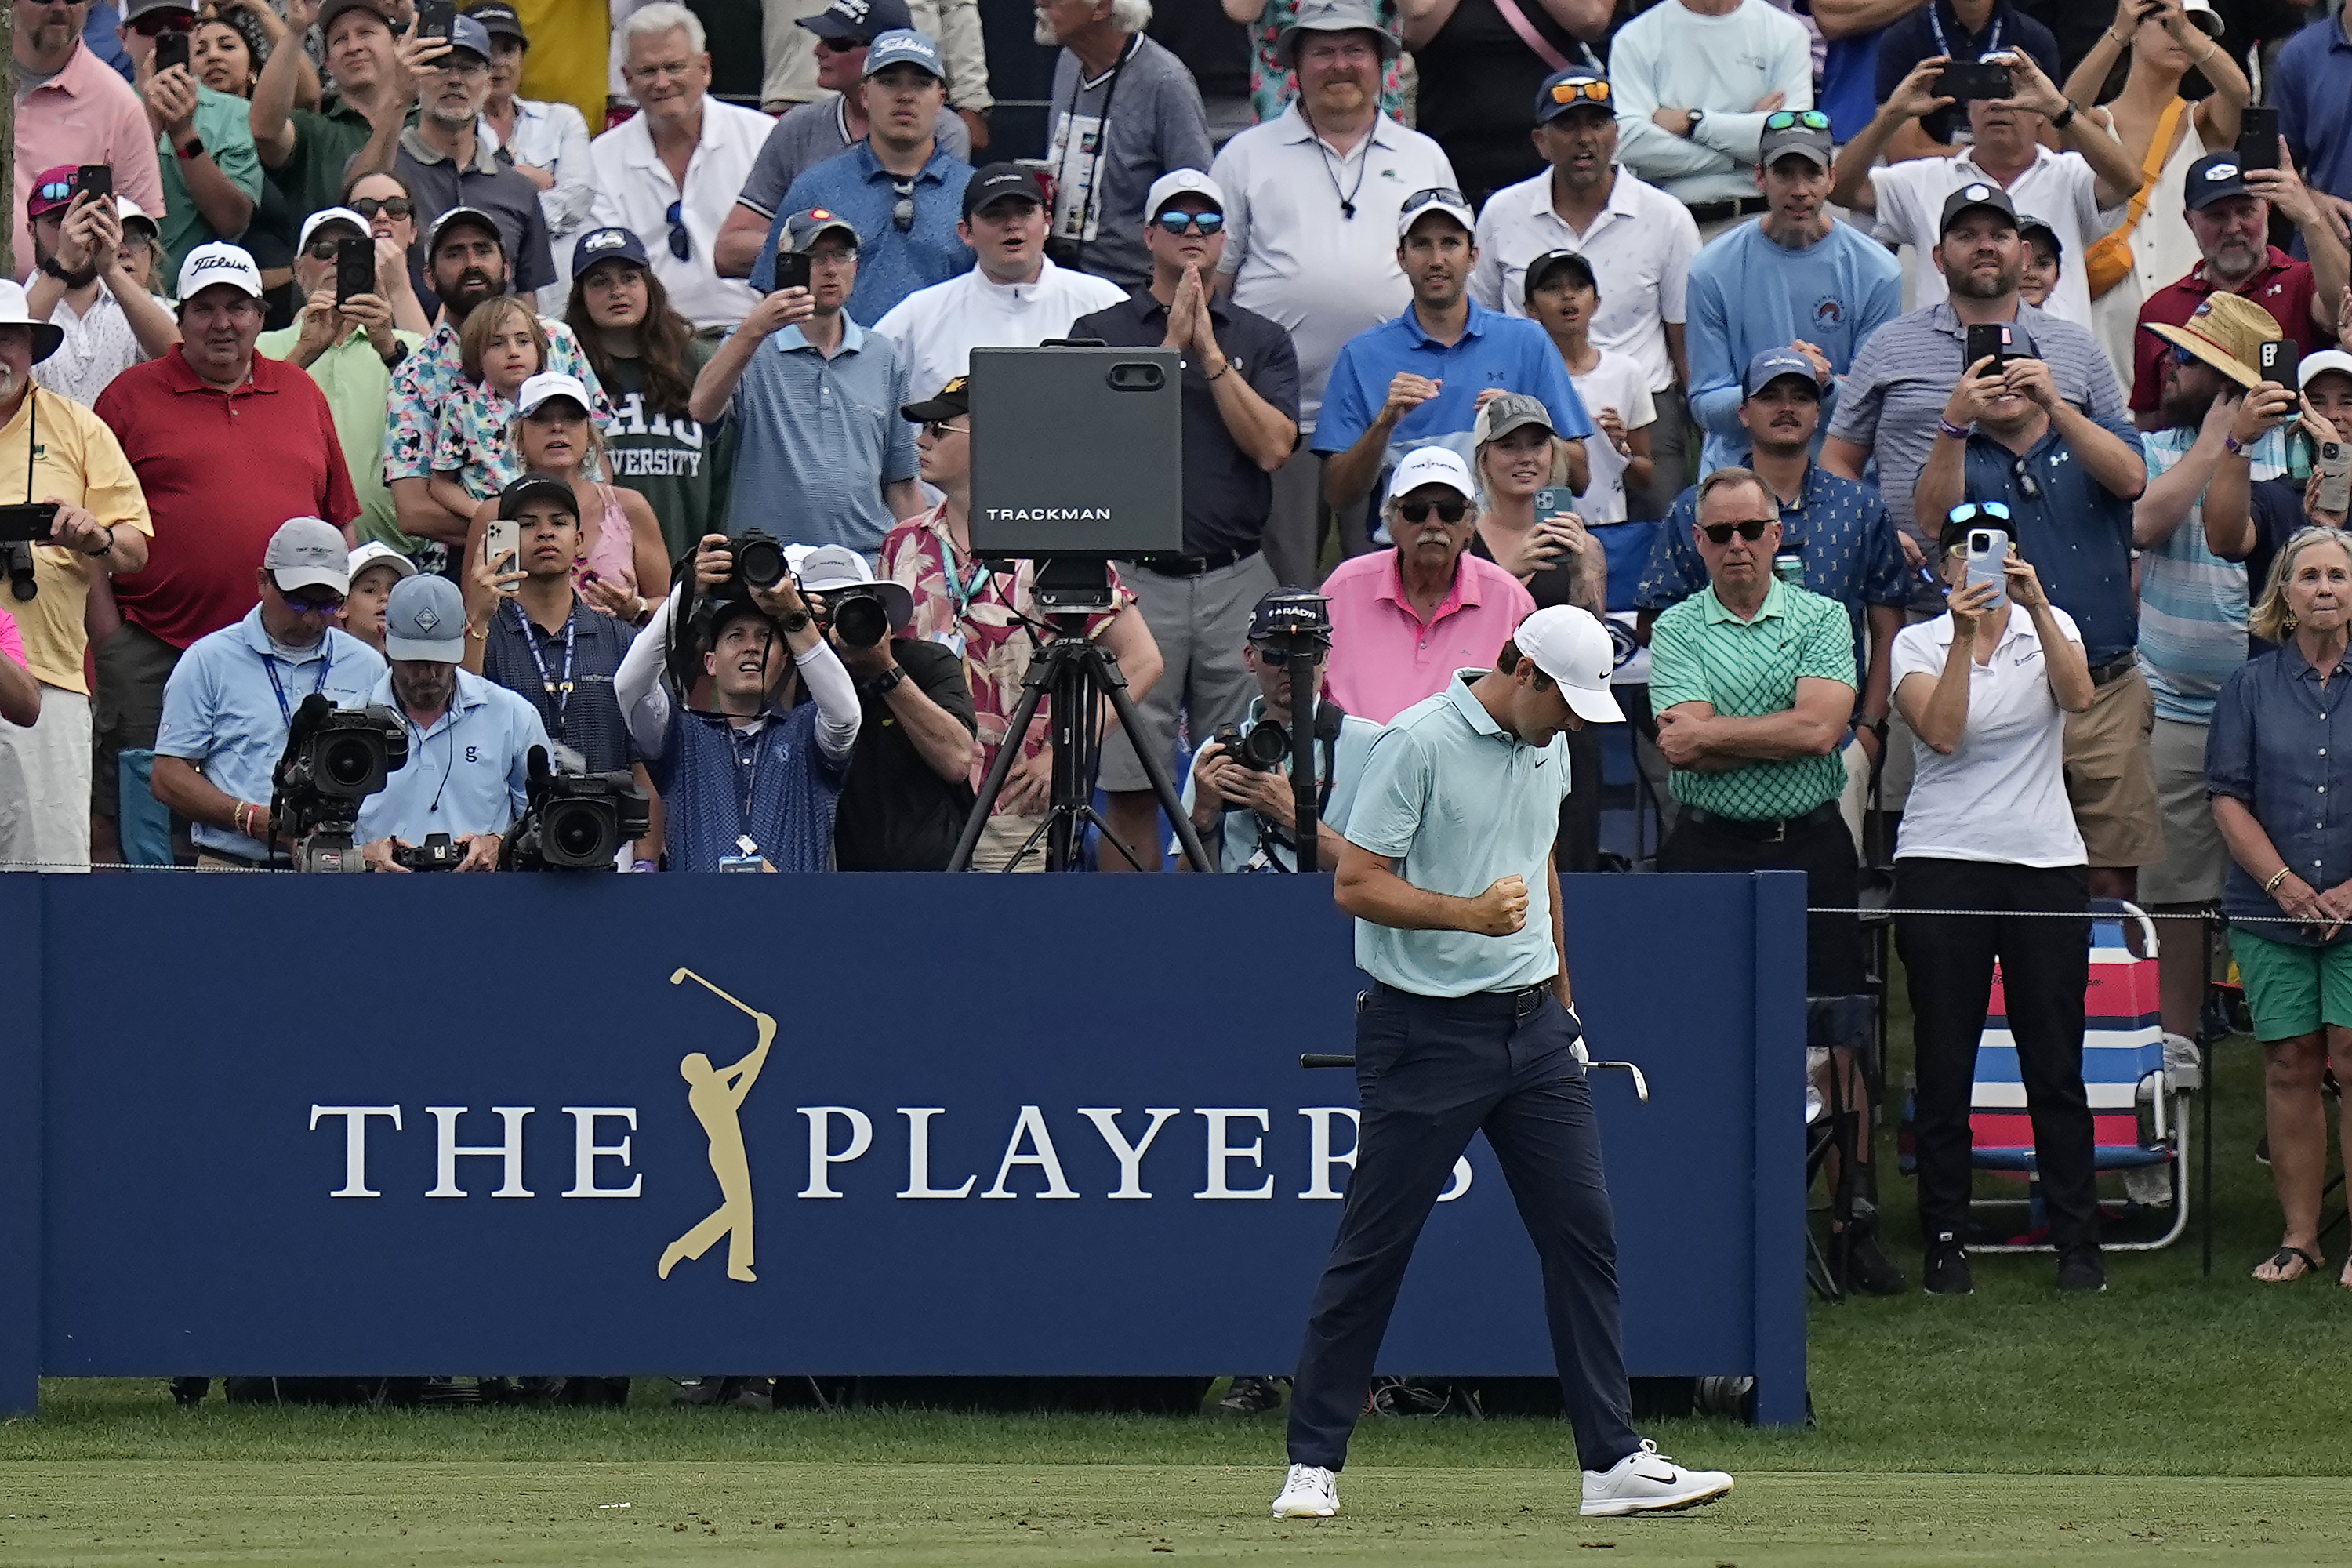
[1648,575,1856,822]
[157,83,268,278]
[256,322,426,554]
[264,96,377,225]
[1342,673,1573,998]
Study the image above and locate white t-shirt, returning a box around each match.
[1209,103,1457,430]
[1566,350,1657,526]
[1891,603,2086,868]
[871,257,1130,404]
[1867,147,2126,330]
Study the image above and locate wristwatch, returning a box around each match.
[863,666,907,699]
[39,256,92,286]
[176,136,205,161]
[1683,109,1705,138]
[83,524,115,559]
[777,608,812,633]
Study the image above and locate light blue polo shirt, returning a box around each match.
[353,666,550,847]
[1312,299,1595,490]
[1341,672,1572,997]
[720,316,919,556]
[1178,697,1386,873]
[154,609,388,858]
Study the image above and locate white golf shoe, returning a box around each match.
[1271,1463,1338,1518]
[1579,1439,1735,1516]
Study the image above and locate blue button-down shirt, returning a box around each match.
[1313,299,1594,487]
[750,143,975,325]
[354,666,550,846]
[2209,646,2352,944]
[1960,422,2143,667]
[154,610,388,858]
[1636,456,1908,678]
[720,317,917,555]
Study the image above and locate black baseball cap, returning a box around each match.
[1938,181,2018,236]
[497,471,579,521]
[962,163,1047,220]
[2184,151,2251,210]
[901,375,971,423]
[317,0,397,34]
[466,2,526,44]
[428,205,506,255]
[1249,587,1331,642]
[1523,248,1595,304]
[800,0,912,41]
[2017,212,2063,256]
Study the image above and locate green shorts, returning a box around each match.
[2230,927,2352,1042]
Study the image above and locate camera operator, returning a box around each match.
[614,533,862,871]
[1181,588,1381,873]
[790,543,977,871]
[151,519,387,869]
[356,575,552,872]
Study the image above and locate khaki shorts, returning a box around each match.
[2061,664,2165,869]
[2139,715,2228,905]
[90,620,180,820]
[971,811,1048,873]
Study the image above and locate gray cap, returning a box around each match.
[1274,0,1400,68]
[384,575,467,663]
[1472,392,1555,445]
[264,517,351,595]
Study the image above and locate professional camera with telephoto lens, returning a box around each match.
[390,832,462,871]
[723,528,788,593]
[505,746,653,870]
[1211,719,1294,774]
[270,698,409,872]
[820,584,891,649]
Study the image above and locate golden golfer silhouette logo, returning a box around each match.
[659,968,775,1283]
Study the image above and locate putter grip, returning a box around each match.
[1298,1054,1356,1069]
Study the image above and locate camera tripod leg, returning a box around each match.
[1087,643,1213,873]
[946,664,1052,872]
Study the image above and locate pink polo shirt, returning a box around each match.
[1323,548,1537,724]
[13,42,167,285]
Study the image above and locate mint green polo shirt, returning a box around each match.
[256,323,426,554]
[1342,672,1573,998]
[157,83,268,278]
[1648,575,1857,821]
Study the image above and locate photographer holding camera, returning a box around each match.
[1181,588,1381,874]
[615,531,862,871]
[356,575,552,873]
[790,543,978,872]
[152,519,387,869]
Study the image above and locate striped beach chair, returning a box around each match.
[1969,902,2193,1252]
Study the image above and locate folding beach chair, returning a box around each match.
[1969,901,2194,1252]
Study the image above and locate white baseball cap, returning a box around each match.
[1515,605,1624,724]
[177,241,263,301]
[297,205,371,254]
[1386,446,1478,504]
[2300,349,2352,390]
[517,370,594,419]
[786,543,914,630]
[1145,168,1225,220]
[263,517,352,595]
[347,540,417,586]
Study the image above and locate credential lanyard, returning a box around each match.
[261,644,332,730]
[1929,2,1998,64]
[512,600,576,739]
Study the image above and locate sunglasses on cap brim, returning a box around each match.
[1545,78,1610,109]
[1939,500,2013,550]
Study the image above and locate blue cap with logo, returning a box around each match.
[862,27,942,78]
[384,575,468,664]
[800,0,912,40]
[447,12,493,62]
[2185,151,2249,210]
[572,225,649,275]
[784,208,861,252]
[1743,347,1820,399]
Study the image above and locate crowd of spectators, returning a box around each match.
[4,0,2352,1300]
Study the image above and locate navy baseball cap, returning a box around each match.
[800,0,912,41]
[467,2,525,44]
[863,27,942,78]
[2185,151,2250,210]
[1534,68,1610,126]
[427,205,504,255]
[1523,248,1595,303]
[447,13,494,63]
[571,225,648,275]
[783,208,860,251]
[1743,347,1819,398]
[963,162,1047,219]
[1249,587,1331,642]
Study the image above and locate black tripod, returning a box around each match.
[948,559,1212,873]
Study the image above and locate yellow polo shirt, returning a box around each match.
[0,386,152,693]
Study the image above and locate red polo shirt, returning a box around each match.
[2130,246,2326,412]
[95,347,359,651]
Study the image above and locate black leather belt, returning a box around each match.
[1682,195,1771,223]
[1681,800,1843,842]
[2089,654,2138,687]
[1374,978,1553,1017]
[1138,545,1258,578]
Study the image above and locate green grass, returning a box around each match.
[2,1013,2345,1563]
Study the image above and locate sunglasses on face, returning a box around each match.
[302,237,354,261]
[891,176,916,233]
[280,589,346,615]
[1547,77,1610,107]
[350,196,413,221]
[2169,344,2200,366]
[1251,640,1328,666]
[1762,108,1831,132]
[1154,209,1225,237]
[1700,519,1774,544]
[1396,497,1469,524]
[815,34,868,53]
[131,11,196,34]
[921,419,968,438]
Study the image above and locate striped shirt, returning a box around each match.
[1827,302,2129,558]
[2135,429,2251,725]
[1648,576,1857,821]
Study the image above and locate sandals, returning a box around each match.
[2254,1245,2323,1283]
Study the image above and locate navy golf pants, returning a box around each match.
[1286,982,1641,1474]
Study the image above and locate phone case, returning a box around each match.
[1963,532,2009,610]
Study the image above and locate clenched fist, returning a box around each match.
[1468,875,1530,936]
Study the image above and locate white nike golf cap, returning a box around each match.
[1515,604,1624,724]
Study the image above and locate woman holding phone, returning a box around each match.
[2209,528,2352,1283]
[1891,506,2100,1298]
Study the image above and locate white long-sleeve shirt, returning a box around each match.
[615,592,862,766]
[1606,0,1814,206]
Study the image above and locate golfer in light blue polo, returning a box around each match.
[1271,604,1735,1523]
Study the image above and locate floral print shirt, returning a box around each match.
[1247,0,1406,125]
[380,315,614,487]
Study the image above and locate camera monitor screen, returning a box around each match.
[969,346,1185,558]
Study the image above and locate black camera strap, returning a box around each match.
[1253,699,1345,870]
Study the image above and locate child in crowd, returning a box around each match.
[429,296,550,514]
[1523,249,1654,524]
